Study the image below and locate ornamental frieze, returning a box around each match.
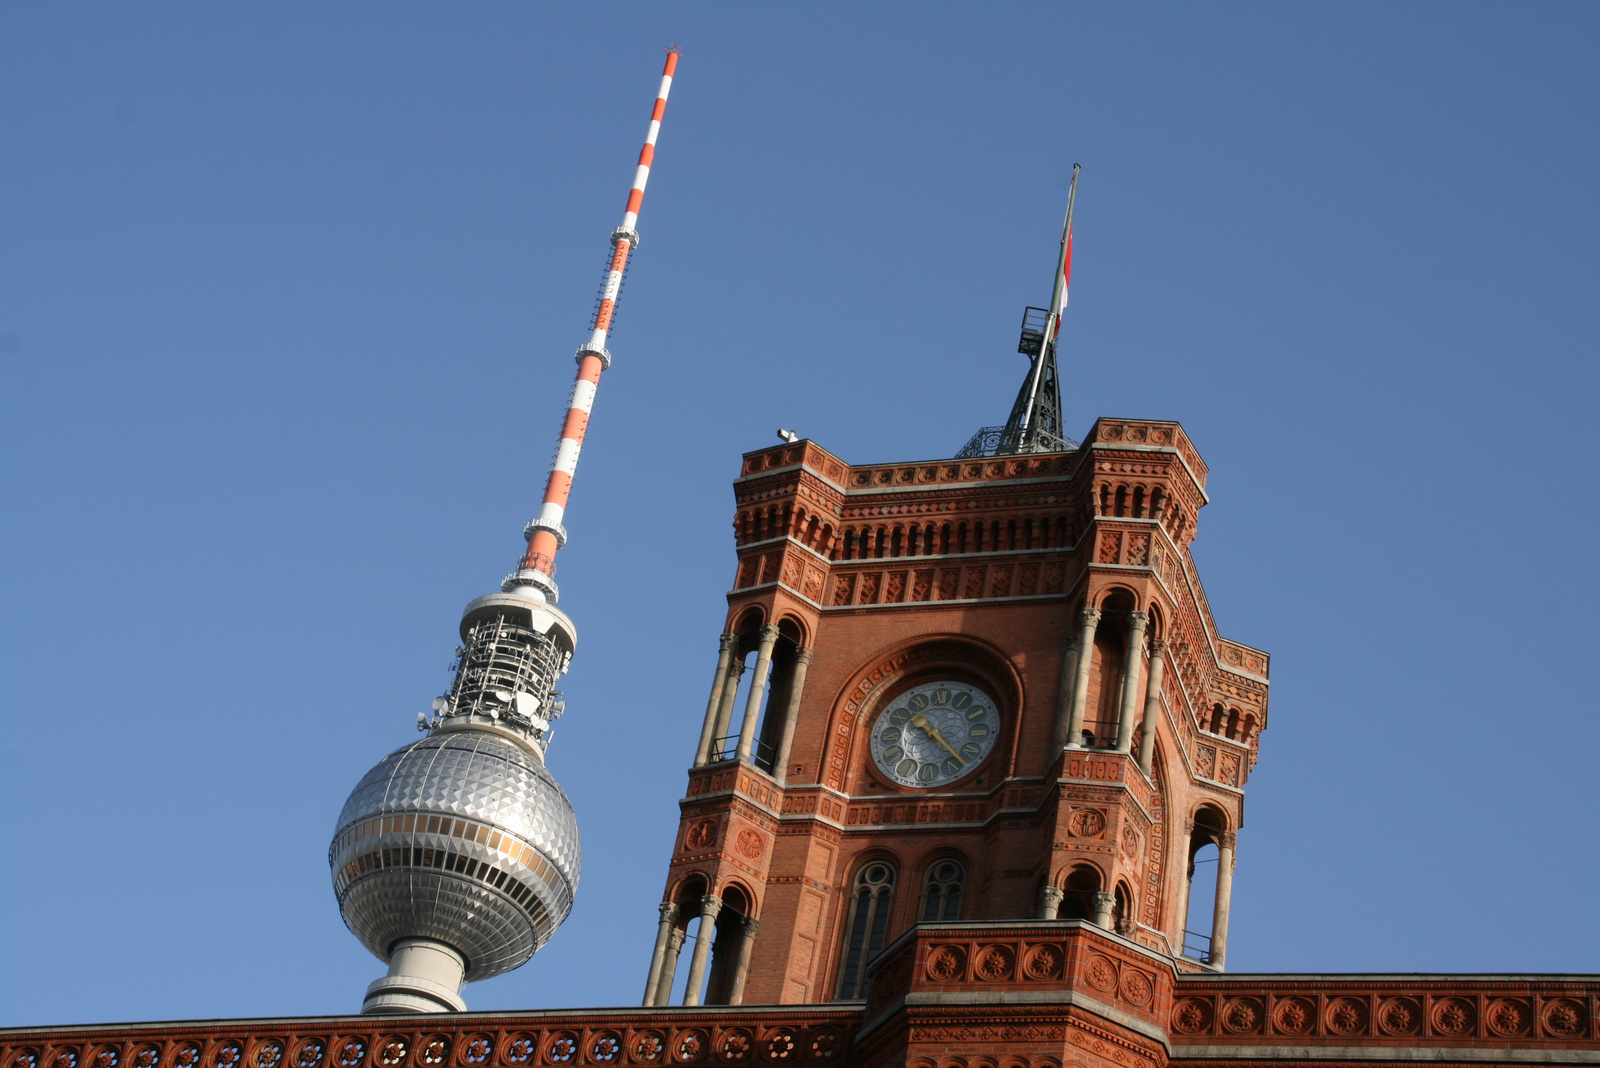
[1169,982,1597,1044]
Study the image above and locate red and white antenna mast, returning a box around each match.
[511,48,682,603]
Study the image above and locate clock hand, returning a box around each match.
[910,714,966,764]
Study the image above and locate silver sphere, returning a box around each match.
[330,725,580,983]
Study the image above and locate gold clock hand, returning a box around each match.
[910,714,966,763]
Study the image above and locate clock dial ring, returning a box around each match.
[868,680,1000,788]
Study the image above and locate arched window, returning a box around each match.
[920,860,964,921]
[837,862,895,999]
[1113,882,1134,936]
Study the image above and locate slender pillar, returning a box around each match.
[1064,607,1101,747]
[1049,634,1081,752]
[1115,611,1150,753]
[708,658,745,762]
[1175,818,1195,954]
[1091,890,1115,929]
[641,902,680,1005]
[1210,834,1236,970]
[1136,640,1167,774]
[727,917,761,1005]
[1038,886,1064,921]
[693,635,737,766]
[772,648,813,784]
[735,625,780,763]
[652,926,686,1006]
[680,895,723,1006]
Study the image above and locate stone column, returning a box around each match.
[726,917,762,1005]
[1136,640,1167,774]
[641,902,680,1006]
[1049,634,1081,752]
[708,658,745,762]
[1211,834,1236,970]
[1091,891,1115,929]
[651,926,686,1006]
[736,625,780,763]
[680,895,723,1006]
[1064,607,1102,747]
[772,648,813,784]
[1115,612,1149,753]
[1038,886,1064,921]
[693,635,736,766]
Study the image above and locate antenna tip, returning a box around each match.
[665,44,684,56]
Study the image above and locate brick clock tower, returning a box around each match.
[625,183,1282,1067]
[643,414,1268,1006]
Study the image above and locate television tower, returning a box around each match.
[329,49,682,1015]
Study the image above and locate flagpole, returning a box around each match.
[1016,164,1079,437]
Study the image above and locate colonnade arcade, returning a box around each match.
[690,610,813,781]
[642,877,760,1009]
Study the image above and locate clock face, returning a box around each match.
[869,680,1001,788]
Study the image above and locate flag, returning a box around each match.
[1053,224,1073,338]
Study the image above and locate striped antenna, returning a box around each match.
[510,49,682,602]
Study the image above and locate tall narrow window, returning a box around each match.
[921,860,965,921]
[837,863,895,999]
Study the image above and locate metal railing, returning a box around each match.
[955,425,1075,459]
[1183,929,1213,963]
[710,735,777,772]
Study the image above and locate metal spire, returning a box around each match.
[957,165,1080,459]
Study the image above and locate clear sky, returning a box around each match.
[2,2,1597,1027]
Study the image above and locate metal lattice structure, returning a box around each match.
[955,309,1075,458]
[445,609,570,742]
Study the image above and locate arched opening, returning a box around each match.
[753,619,807,772]
[660,874,709,1006]
[1058,864,1102,921]
[1184,806,1229,963]
[920,858,965,921]
[1084,589,1137,747]
[701,884,750,1006]
[710,613,766,763]
[836,860,896,999]
[1113,881,1134,936]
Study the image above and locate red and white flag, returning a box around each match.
[1053,224,1073,338]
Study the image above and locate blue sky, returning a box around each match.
[2,3,1597,1026]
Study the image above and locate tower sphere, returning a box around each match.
[331,729,581,976]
